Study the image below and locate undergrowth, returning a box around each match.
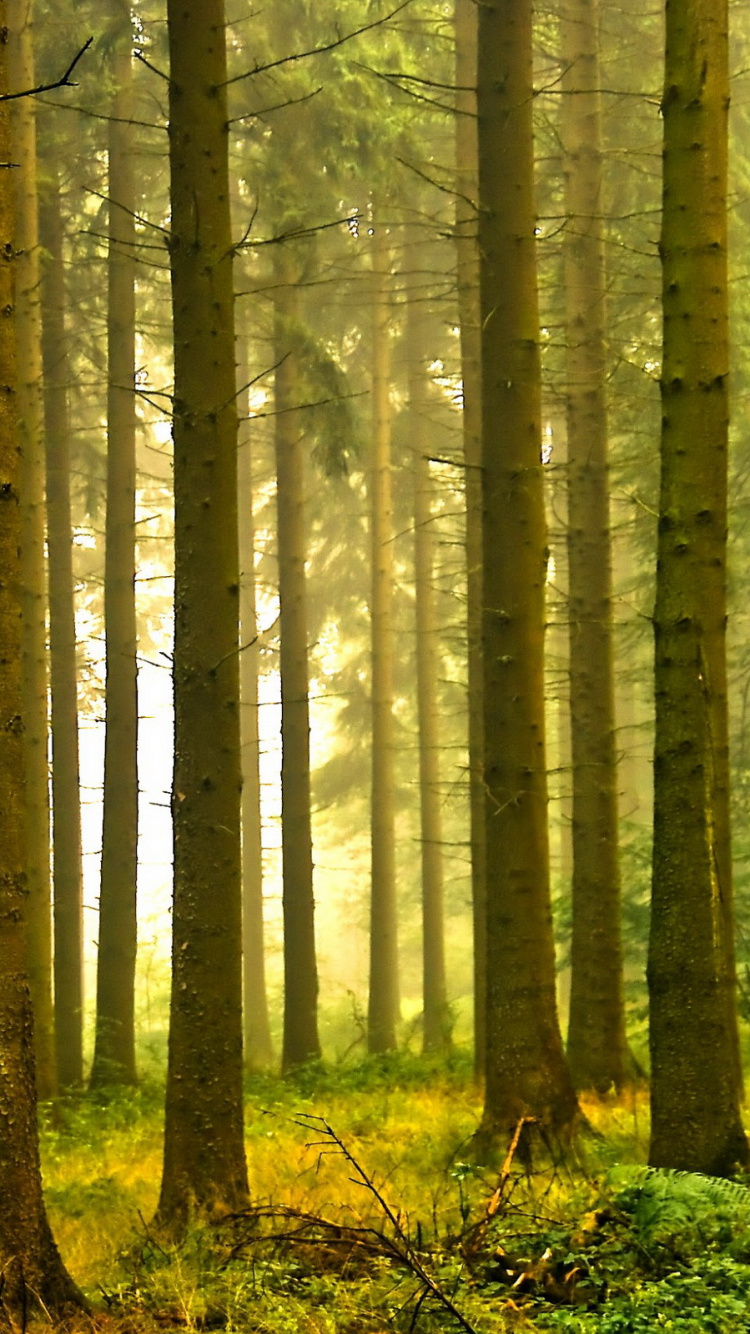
[38,1060,750,1334]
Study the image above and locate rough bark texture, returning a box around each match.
[91,0,139,1089]
[648,0,747,1175]
[156,0,249,1232]
[561,0,627,1095]
[39,160,84,1094]
[454,0,485,1079]
[273,246,321,1071]
[9,0,55,1100]
[408,297,449,1053]
[237,358,273,1070]
[367,214,399,1055]
[477,0,578,1141]
[0,12,83,1307]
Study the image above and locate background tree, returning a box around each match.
[39,153,85,1094]
[368,207,400,1055]
[273,240,322,1071]
[90,0,139,1090]
[561,0,627,1095]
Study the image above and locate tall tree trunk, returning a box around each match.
[367,212,399,1055]
[408,297,449,1053]
[0,8,82,1305]
[9,0,55,1100]
[237,355,273,1070]
[477,0,578,1140]
[39,160,84,1094]
[454,0,485,1079]
[273,245,321,1071]
[561,0,627,1095]
[90,0,139,1089]
[648,0,747,1174]
[156,0,249,1233]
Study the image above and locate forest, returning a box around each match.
[1,0,750,1329]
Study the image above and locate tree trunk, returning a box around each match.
[90,0,139,1090]
[561,0,627,1095]
[648,0,747,1175]
[0,10,83,1305]
[454,0,485,1079]
[367,212,399,1055]
[273,245,321,1071]
[9,0,55,1100]
[39,160,84,1095]
[156,0,249,1233]
[237,354,273,1070]
[408,296,449,1053]
[476,0,578,1141]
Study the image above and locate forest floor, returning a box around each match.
[41,1053,750,1334]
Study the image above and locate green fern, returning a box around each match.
[608,1164,750,1242]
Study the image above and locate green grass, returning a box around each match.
[37,1062,750,1334]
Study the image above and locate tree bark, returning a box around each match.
[408,296,449,1053]
[39,159,84,1095]
[476,0,578,1141]
[0,8,83,1305]
[367,212,399,1056]
[9,0,55,1100]
[273,245,321,1071]
[90,0,139,1090]
[561,0,627,1095]
[454,0,485,1080]
[648,0,747,1174]
[156,0,249,1233]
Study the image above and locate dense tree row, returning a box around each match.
[0,0,747,1312]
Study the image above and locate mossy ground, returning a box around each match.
[38,1057,750,1334]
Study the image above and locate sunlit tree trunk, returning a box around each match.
[454,0,485,1078]
[9,0,55,1100]
[0,10,83,1305]
[648,0,747,1174]
[90,0,139,1089]
[367,211,399,1054]
[39,160,84,1094]
[477,0,578,1140]
[561,0,627,1095]
[237,354,273,1070]
[408,296,449,1053]
[156,0,249,1233]
[273,245,321,1071]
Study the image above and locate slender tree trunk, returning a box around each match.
[90,0,139,1089]
[477,0,578,1140]
[0,10,82,1304]
[648,0,747,1174]
[408,297,449,1053]
[561,0,627,1095]
[273,246,321,1071]
[156,0,249,1233]
[367,213,399,1055]
[39,161,84,1094]
[9,0,55,1100]
[454,0,485,1078]
[237,355,273,1070]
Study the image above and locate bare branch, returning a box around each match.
[0,36,93,101]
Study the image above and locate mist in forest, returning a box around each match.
[0,0,748,1328]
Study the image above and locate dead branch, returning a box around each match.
[0,37,93,102]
